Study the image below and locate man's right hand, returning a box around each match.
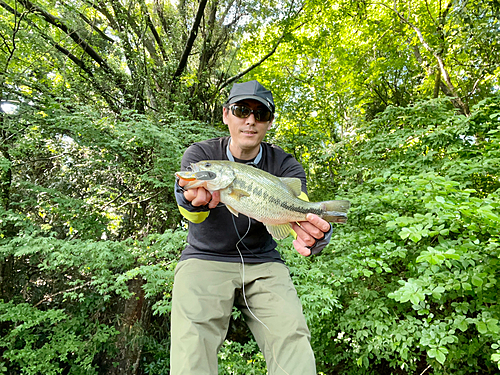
[178,178,220,209]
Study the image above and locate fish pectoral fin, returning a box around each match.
[225,204,239,217]
[228,188,251,200]
[279,177,303,197]
[264,223,293,240]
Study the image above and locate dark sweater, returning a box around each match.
[175,136,307,263]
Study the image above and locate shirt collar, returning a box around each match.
[226,137,262,166]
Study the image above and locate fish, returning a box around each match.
[176,160,350,240]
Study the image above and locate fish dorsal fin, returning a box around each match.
[264,223,294,240]
[279,177,303,197]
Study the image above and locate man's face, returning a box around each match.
[223,99,274,156]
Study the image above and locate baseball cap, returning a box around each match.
[226,80,275,113]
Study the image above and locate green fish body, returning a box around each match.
[176,160,350,239]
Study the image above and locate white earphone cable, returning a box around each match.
[232,214,290,375]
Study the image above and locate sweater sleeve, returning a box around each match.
[175,143,212,223]
[295,191,332,256]
[174,180,210,223]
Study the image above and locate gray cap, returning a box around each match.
[226,80,275,113]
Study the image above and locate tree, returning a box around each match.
[0,0,309,373]
[1,0,500,373]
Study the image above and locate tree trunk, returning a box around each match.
[172,0,209,79]
[0,118,12,211]
[433,68,441,98]
[395,5,471,116]
[108,277,148,375]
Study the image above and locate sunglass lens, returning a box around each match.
[231,105,272,121]
[234,105,250,118]
[255,110,271,121]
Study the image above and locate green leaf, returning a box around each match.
[457,319,468,332]
[409,292,424,305]
[462,282,472,291]
[410,232,422,242]
[435,348,447,364]
[431,285,445,299]
[471,275,483,287]
[428,348,438,358]
[487,319,500,334]
[444,250,460,260]
[477,321,488,334]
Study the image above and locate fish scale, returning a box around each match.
[176,160,350,240]
[226,168,314,223]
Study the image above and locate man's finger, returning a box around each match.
[183,187,197,202]
[297,221,324,240]
[293,239,312,256]
[191,188,212,207]
[306,213,331,233]
[291,223,316,247]
[209,190,220,209]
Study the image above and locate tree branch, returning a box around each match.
[172,0,209,79]
[18,0,114,75]
[76,8,115,43]
[220,4,306,89]
[220,39,283,89]
[34,281,91,307]
[1,0,94,76]
[136,0,168,64]
[0,0,26,70]
[382,1,470,115]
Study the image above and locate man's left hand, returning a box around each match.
[291,214,331,256]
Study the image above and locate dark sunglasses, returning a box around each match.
[229,105,273,122]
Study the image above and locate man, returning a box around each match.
[171,80,333,374]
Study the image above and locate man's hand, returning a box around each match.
[178,178,220,209]
[291,214,331,256]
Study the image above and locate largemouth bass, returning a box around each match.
[176,160,350,240]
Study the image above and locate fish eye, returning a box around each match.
[186,166,192,171]
[204,162,211,167]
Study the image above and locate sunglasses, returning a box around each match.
[229,105,273,122]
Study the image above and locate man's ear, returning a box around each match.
[267,117,274,130]
[222,106,229,124]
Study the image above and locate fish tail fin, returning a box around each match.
[320,200,351,223]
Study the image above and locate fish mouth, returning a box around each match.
[176,170,216,181]
[175,171,197,181]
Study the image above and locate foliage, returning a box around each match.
[0,92,208,374]
[0,301,117,375]
[0,0,305,122]
[0,207,186,373]
[249,0,500,179]
[218,339,267,375]
[1,0,500,373]
[291,95,500,374]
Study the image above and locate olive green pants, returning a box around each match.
[170,259,316,375]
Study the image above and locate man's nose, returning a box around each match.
[245,113,256,125]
